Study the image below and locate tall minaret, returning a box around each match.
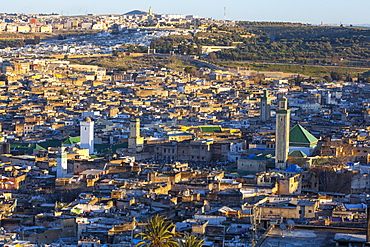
[326,91,331,105]
[80,117,94,155]
[275,97,290,169]
[128,118,144,152]
[57,147,67,178]
[260,90,271,122]
[149,6,153,16]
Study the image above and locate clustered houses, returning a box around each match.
[0,12,236,59]
[0,12,228,33]
[0,33,370,245]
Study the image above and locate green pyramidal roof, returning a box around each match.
[24,143,46,154]
[34,143,46,150]
[289,150,308,158]
[62,136,80,145]
[289,124,318,144]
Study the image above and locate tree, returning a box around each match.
[136,215,178,247]
[59,88,68,96]
[345,74,353,82]
[295,74,304,86]
[208,52,217,60]
[330,71,342,81]
[184,67,199,77]
[323,75,332,82]
[112,49,120,57]
[34,36,41,44]
[178,234,204,247]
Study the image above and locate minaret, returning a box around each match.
[275,97,290,169]
[149,6,153,16]
[128,118,144,152]
[260,90,271,122]
[326,91,331,105]
[57,147,67,178]
[80,117,94,155]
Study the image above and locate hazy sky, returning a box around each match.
[3,0,370,25]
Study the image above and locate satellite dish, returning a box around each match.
[287,219,296,228]
[280,223,287,230]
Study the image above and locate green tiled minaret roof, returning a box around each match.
[290,124,318,144]
[62,136,80,145]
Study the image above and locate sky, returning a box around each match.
[3,0,370,25]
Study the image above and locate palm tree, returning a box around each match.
[136,215,178,247]
[178,234,204,247]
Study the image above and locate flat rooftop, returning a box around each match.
[259,226,366,247]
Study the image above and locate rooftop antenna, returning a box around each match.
[224,7,226,21]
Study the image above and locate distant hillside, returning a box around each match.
[123,10,148,15]
[216,22,370,68]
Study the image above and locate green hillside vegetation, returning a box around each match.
[68,55,196,72]
[0,30,100,49]
[216,22,370,67]
[215,61,370,78]
[150,22,370,71]
[0,33,45,48]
